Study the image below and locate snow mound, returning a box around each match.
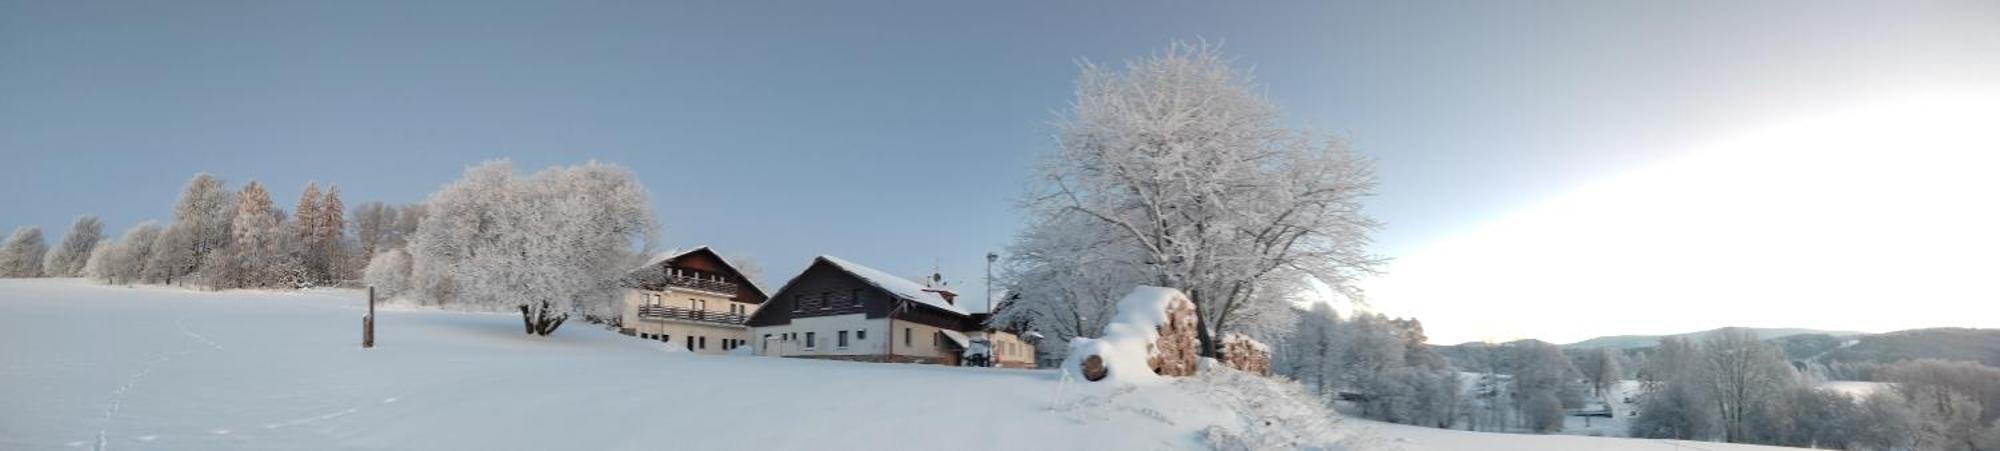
[1061,285,1195,385]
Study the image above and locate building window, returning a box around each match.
[805,332,817,349]
[857,330,867,340]
[699,336,708,349]
[904,328,912,347]
[685,339,694,351]
[837,331,849,349]
[820,291,832,310]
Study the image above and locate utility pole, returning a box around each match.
[985,252,999,314]
[985,251,999,367]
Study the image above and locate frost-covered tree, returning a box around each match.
[317,186,348,282]
[362,247,413,298]
[1643,336,1702,387]
[1854,390,1921,450]
[1632,379,1718,440]
[1583,347,1624,398]
[991,209,1147,358]
[1521,391,1565,434]
[148,173,235,285]
[352,201,400,261]
[393,204,424,247]
[1275,303,1341,399]
[1762,386,1860,448]
[407,160,657,335]
[1507,340,1585,432]
[290,182,327,284]
[214,181,284,288]
[1700,328,1798,443]
[1033,41,1382,356]
[82,241,114,280]
[103,222,163,284]
[0,227,50,277]
[1885,359,2000,450]
[42,215,103,277]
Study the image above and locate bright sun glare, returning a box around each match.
[1362,88,2000,344]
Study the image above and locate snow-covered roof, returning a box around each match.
[818,255,968,316]
[630,245,768,296]
[939,329,971,349]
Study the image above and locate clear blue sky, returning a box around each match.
[5,1,1996,341]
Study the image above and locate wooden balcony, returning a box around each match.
[637,305,748,326]
[663,274,739,297]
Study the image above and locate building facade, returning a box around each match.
[618,247,768,354]
[747,255,1012,366]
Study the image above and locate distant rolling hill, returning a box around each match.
[1562,327,1865,350]
[1785,328,2000,367]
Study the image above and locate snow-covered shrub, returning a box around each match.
[363,247,413,299]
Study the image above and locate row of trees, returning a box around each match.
[1456,340,1591,433]
[8,161,655,338]
[1275,304,1464,428]
[1,216,103,278]
[67,175,366,288]
[1270,304,1598,434]
[1631,328,2000,450]
[0,173,431,292]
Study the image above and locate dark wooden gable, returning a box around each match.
[626,247,769,304]
[746,257,971,331]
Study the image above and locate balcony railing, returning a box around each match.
[637,305,748,325]
[663,274,739,297]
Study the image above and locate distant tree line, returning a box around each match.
[6,161,655,337]
[0,174,413,288]
[1631,327,2000,450]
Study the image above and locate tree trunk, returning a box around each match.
[1191,296,1218,358]
[518,301,569,336]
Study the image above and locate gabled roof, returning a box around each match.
[625,245,769,300]
[818,255,968,316]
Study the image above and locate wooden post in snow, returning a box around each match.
[363,286,375,349]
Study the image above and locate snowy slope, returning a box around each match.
[0,279,1339,450]
[0,279,1818,450]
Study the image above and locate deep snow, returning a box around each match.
[0,279,1345,450]
[0,279,1809,450]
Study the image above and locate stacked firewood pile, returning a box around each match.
[1219,333,1270,376]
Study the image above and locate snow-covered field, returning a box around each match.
[1815,380,1891,399]
[0,279,1805,450]
[1352,420,1803,451]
